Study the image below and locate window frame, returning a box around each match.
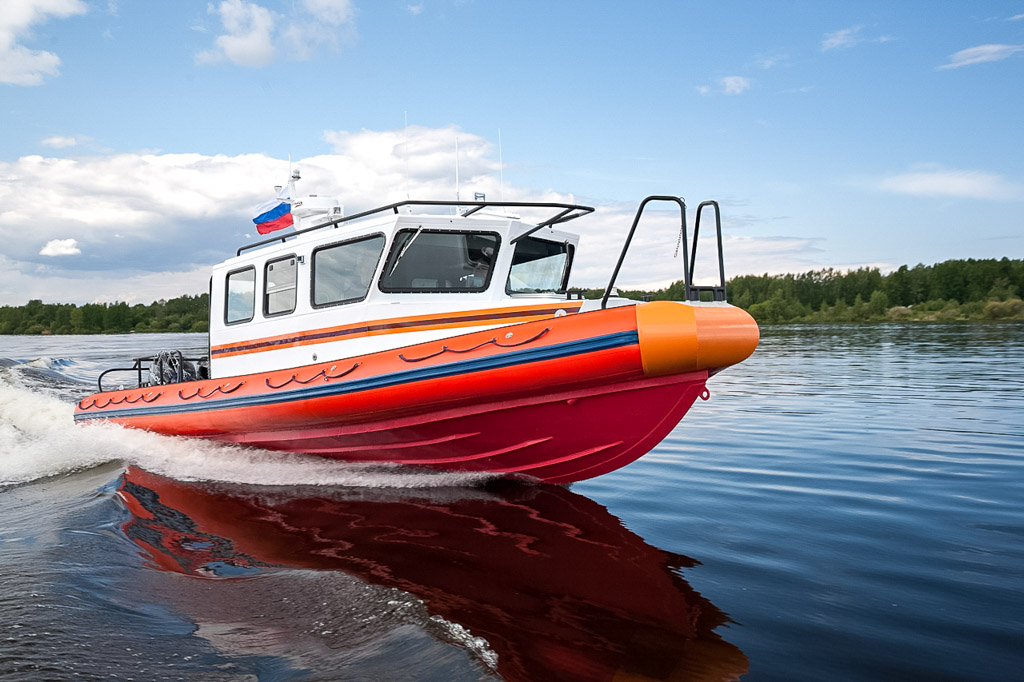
[263,253,299,318]
[224,265,256,326]
[377,228,502,294]
[505,238,576,296]
[310,232,387,309]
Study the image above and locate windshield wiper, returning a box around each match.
[389,225,424,277]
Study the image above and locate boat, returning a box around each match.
[75,180,759,484]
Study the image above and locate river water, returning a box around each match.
[1,324,1021,681]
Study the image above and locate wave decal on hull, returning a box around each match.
[211,303,583,359]
[75,330,638,422]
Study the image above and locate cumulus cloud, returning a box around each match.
[39,238,80,256]
[0,0,87,85]
[878,168,1020,200]
[0,126,814,305]
[196,0,276,67]
[721,76,750,94]
[198,0,354,66]
[938,44,1024,69]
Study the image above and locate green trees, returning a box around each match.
[2,257,1022,334]
[574,257,1024,324]
[0,294,210,335]
[724,258,1024,323]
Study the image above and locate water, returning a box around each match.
[1,326,1022,680]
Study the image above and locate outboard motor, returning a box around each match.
[149,350,198,385]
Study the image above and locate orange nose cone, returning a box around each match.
[635,302,759,377]
[691,304,760,371]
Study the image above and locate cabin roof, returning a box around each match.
[236,199,594,258]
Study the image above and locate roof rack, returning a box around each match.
[237,200,595,256]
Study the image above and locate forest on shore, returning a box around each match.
[576,257,1024,324]
[1,258,1022,335]
[0,294,210,335]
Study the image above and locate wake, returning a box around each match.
[0,371,496,489]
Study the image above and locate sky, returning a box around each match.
[1,0,1022,305]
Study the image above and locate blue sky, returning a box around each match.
[1,0,1022,305]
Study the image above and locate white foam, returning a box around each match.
[0,380,497,489]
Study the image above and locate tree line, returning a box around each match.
[585,257,1024,323]
[1,258,1022,334]
[0,294,210,335]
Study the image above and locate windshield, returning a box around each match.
[379,229,499,293]
[507,237,573,294]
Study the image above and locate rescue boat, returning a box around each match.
[75,184,758,484]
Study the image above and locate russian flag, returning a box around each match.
[252,190,293,235]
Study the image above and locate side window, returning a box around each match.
[312,235,386,307]
[225,267,255,324]
[264,255,297,316]
[507,238,574,294]
[379,229,500,293]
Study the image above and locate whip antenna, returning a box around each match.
[498,128,505,203]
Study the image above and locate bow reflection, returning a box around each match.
[119,467,747,681]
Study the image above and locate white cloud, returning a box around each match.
[407,3,424,15]
[696,85,710,95]
[303,0,353,25]
[755,51,786,69]
[1007,13,1024,21]
[40,238,80,256]
[822,26,863,51]
[878,168,1020,200]
[198,0,355,66]
[822,26,894,53]
[197,0,276,67]
[0,0,87,85]
[0,126,813,305]
[938,44,1024,69]
[721,76,750,94]
[41,135,79,148]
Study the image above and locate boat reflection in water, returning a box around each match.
[119,467,748,681]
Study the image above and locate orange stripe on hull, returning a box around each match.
[211,302,584,359]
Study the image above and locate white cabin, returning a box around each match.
[207,198,601,379]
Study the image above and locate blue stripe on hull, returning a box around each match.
[75,330,640,422]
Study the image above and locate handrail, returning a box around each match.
[97,354,208,392]
[238,200,595,256]
[602,196,688,310]
[688,201,727,301]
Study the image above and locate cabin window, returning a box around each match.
[264,255,297,316]
[507,237,574,294]
[378,229,500,293]
[312,234,386,307]
[225,267,255,324]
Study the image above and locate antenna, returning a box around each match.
[403,111,410,200]
[498,128,505,203]
[454,136,460,212]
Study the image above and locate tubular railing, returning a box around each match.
[238,200,595,256]
[601,195,727,308]
[97,353,208,392]
[688,200,727,302]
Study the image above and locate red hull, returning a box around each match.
[225,372,707,484]
[76,304,757,483]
